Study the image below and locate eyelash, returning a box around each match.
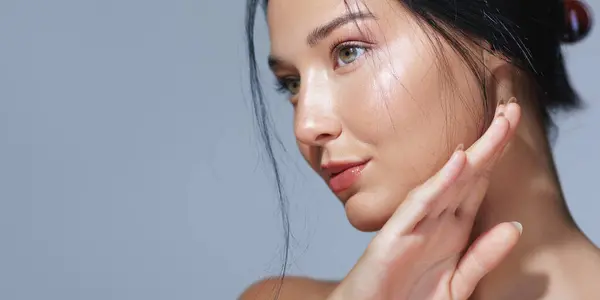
[275,78,295,94]
[331,39,371,67]
[274,39,372,95]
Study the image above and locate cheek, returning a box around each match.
[364,42,481,159]
[337,43,453,153]
[374,56,482,181]
[340,38,484,224]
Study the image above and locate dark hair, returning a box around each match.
[244,0,591,297]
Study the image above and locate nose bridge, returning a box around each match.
[294,70,342,145]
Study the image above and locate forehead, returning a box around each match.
[266,0,403,55]
[266,0,347,28]
[266,0,345,46]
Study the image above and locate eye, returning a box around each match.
[335,45,367,67]
[276,77,301,96]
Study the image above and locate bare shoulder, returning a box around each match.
[239,276,339,300]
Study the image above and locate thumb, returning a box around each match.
[450,222,522,299]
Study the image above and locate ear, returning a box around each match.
[480,48,534,112]
[481,49,545,148]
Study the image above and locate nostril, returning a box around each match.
[315,133,334,143]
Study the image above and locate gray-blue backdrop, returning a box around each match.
[0,1,598,299]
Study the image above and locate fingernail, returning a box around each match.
[495,99,506,117]
[507,97,517,104]
[497,98,507,107]
[455,143,464,152]
[511,221,523,234]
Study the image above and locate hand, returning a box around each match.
[328,98,523,300]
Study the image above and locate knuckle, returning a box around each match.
[480,167,493,181]
[474,165,493,181]
[469,254,487,275]
[406,187,420,200]
[415,195,435,213]
[369,232,399,258]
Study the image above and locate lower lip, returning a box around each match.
[328,163,368,193]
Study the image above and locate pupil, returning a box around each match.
[343,48,355,60]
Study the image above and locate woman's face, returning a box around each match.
[267,0,486,231]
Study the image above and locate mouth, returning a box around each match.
[322,160,370,194]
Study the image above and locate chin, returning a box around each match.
[343,191,399,232]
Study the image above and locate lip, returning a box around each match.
[322,160,370,193]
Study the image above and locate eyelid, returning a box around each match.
[326,19,377,51]
[331,41,372,69]
[275,76,300,96]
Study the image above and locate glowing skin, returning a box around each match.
[239,0,600,299]
[268,0,483,231]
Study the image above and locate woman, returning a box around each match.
[241,0,599,299]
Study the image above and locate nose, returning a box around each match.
[294,90,342,147]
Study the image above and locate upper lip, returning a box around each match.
[321,160,369,178]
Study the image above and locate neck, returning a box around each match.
[469,114,600,299]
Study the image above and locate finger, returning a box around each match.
[459,101,521,216]
[500,99,521,142]
[476,98,521,168]
[430,170,471,218]
[429,100,519,218]
[443,115,509,216]
[382,148,467,235]
[429,100,508,217]
[450,221,523,300]
[464,97,521,170]
[465,114,511,173]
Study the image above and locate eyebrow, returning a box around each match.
[268,11,375,71]
[307,11,375,47]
